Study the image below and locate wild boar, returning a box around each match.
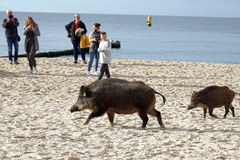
[188,86,236,118]
[70,78,166,128]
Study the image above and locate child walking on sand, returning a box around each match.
[98,32,111,80]
[75,28,89,64]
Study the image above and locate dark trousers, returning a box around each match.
[71,39,85,61]
[80,48,86,61]
[98,64,110,80]
[26,41,36,70]
[71,39,80,61]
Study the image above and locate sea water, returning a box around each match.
[0,12,240,63]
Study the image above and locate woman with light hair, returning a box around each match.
[23,16,40,74]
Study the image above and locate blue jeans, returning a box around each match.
[71,39,86,61]
[71,39,80,61]
[88,49,99,72]
[7,37,19,61]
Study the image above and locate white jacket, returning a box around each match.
[98,39,111,64]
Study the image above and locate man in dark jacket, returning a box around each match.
[2,9,20,64]
[65,14,87,64]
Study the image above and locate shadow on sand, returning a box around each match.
[116,124,239,135]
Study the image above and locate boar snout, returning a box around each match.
[70,105,81,113]
[187,105,194,110]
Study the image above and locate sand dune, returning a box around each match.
[0,57,240,160]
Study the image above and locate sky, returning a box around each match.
[0,0,240,18]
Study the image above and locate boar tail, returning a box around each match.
[235,93,240,100]
[155,91,166,106]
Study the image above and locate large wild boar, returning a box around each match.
[188,86,236,118]
[70,78,166,128]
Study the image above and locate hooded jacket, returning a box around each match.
[99,39,111,64]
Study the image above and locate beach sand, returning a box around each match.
[0,57,240,160]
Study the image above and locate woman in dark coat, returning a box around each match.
[23,16,40,74]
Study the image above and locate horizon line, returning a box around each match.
[0,10,239,19]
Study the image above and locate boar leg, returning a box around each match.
[208,107,218,118]
[83,108,106,125]
[107,111,115,126]
[138,110,149,128]
[229,105,235,117]
[224,105,230,118]
[148,109,165,128]
[203,108,207,118]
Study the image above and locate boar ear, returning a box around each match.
[80,85,86,96]
[192,91,200,97]
[195,92,201,98]
[192,91,196,96]
[80,85,92,97]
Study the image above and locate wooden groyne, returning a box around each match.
[19,49,74,58]
[5,40,121,58]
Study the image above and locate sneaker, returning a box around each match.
[83,60,87,64]
[87,71,90,76]
[94,71,98,75]
[32,68,38,74]
[74,60,78,64]
[28,70,33,74]
[9,60,13,64]
[14,60,20,64]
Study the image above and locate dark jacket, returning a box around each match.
[65,20,87,40]
[23,25,41,51]
[2,18,19,38]
[89,31,101,52]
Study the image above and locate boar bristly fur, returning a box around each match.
[70,78,166,128]
[188,86,235,118]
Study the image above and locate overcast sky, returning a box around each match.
[0,0,240,18]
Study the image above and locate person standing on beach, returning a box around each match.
[2,9,20,64]
[23,16,40,74]
[98,32,111,80]
[87,23,101,76]
[65,14,87,64]
[75,28,90,64]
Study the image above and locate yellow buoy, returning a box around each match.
[147,16,152,26]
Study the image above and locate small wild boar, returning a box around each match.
[188,86,236,118]
[70,78,166,128]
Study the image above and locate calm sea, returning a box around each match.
[1,12,240,64]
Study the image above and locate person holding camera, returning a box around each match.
[87,23,101,76]
[23,16,40,74]
[2,9,20,64]
[65,14,87,64]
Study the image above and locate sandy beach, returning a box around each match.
[0,57,240,160]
